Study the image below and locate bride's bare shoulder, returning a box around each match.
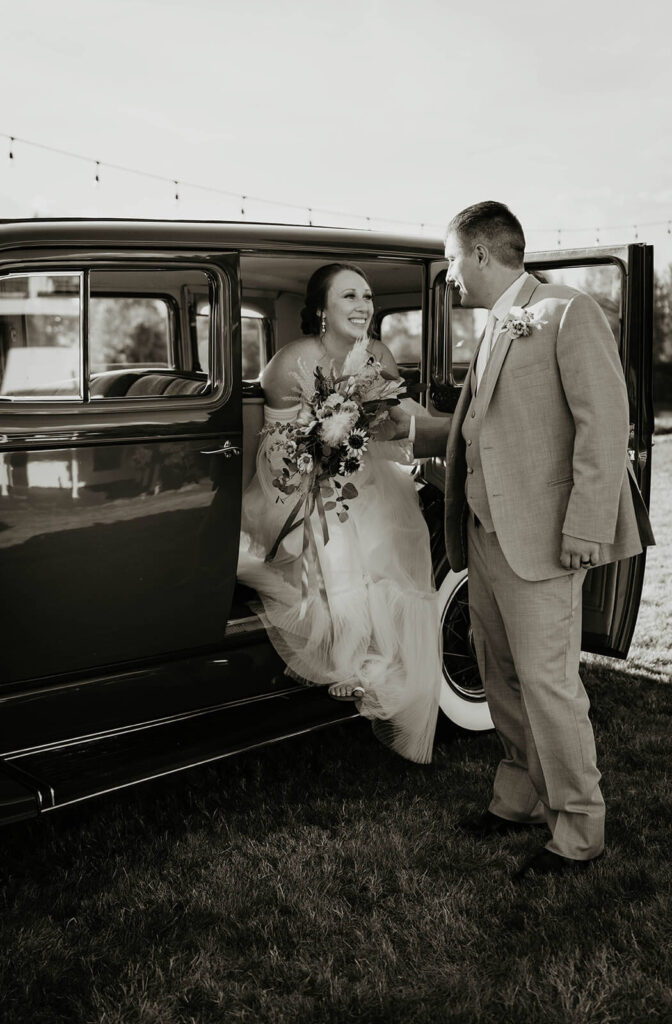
[262,337,320,407]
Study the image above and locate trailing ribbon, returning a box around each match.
[266,476,333,639]
[314,479,330,548]
[265,492,305,564]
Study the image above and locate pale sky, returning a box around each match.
[2,0,672,267]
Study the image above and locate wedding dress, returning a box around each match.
[237,363,441,764]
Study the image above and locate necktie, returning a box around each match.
[475,311,498,389]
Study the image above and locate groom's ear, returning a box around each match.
[474,243,489,267]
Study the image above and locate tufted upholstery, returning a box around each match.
[125,374,176,397]
[89,371,143,397]
[90,370,208,399]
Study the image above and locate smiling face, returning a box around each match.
[323,270,374,342]
[444,229,488,309]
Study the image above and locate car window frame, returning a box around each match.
[376,305,423,368]
[0,269,86,403]
[241,305,273,383]
[88,285,179,374]
[0,254,232,419]
[447,254,627,387]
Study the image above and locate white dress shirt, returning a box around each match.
[475,272,528,389]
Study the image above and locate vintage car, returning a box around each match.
[0,219,654,825]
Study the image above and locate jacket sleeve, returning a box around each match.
[556,291,629,543]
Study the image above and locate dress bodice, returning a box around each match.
[263,403,301,424]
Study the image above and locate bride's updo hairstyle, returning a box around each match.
[300,262,373,336]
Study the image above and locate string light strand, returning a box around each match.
[2,131,672,240]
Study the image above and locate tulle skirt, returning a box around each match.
[237,416,441,763]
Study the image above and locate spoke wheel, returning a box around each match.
[437,568,493,731]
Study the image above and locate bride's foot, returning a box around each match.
[327,683,365,702]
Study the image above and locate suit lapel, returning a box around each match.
[476,273,540,418]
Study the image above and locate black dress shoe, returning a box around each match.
[457,810,544,840]
[513,847,603,880]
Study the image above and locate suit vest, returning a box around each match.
[461,365,495,532]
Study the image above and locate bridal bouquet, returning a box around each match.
[263,338,411,571]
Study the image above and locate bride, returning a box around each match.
[237,263,441,764]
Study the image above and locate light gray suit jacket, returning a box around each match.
[444,274,654,581]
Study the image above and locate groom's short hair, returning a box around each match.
[448,201,525,269]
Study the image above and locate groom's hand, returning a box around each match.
[386,404,412,439]
[560,534,601,571]
[387,405,451,456]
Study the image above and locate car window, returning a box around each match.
[239,254,423,380]
[89,295,173,372]
[528,264,622,346]
[450,304,487,380]
[380,309,422,365]
[0,267,216,402]
[241,308,267,380]
[450,263,623,384]
[195,298,211,372]
[0,273,82,400]
[89,269,213,400]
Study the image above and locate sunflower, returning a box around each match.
[339,452,363,475]
[345,427,369,454]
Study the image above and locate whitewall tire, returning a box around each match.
[437,568,494,732]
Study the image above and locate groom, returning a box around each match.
[399,201,653,878]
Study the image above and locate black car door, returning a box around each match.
[429,243,654,658]
[0,244,243,692]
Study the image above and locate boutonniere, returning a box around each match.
[503,306,547,338]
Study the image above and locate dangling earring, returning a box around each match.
[320,311,327,337]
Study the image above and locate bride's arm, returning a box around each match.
[364,344,448,460]
[260,340,306,409]
[387,405,452,458]
[371,342,452,458]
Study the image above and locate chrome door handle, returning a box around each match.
[201,441,241,458]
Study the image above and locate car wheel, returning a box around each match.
[437,568,493,731]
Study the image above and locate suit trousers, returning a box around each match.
[467,515,605,860]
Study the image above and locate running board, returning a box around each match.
[3,687,358,817]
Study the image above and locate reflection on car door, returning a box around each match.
[0,256,242,686]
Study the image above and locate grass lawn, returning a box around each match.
[1,439,671,1024]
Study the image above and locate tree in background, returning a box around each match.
[88,297,169,371]
[653,264,672,410]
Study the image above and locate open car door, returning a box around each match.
[436,243,654,660]
[0,249,243,694]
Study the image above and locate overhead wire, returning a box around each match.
[1,131,669,241]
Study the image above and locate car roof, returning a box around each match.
[0,218,445,259]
